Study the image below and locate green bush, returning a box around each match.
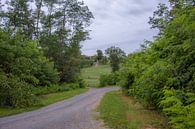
[74,76,86,88]
[0,72,37,108]
[118,3,195,128]
[0,28,60,107]
[159,89,195,129]
[32,82,85,96]
[99,72,119,87]
[0,30,59,87]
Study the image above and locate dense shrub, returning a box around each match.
[159,89,195,129]
[32,82,85,95]
[118,2,195,129]
[0,29,59,107]
[0,30,59,87]
[99,72,119,87]
[0,72,37,107]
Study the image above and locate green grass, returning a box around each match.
[0,88,88,117]
[98,91,168,129]
[81,65,111,87]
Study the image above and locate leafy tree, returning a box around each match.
[6,0,35,39]
[96,49,103,62]
[39,0,93,82]
[0,0,93,108]
[149,3,170,31]
[0,29,59,107]
[105,46,125,72]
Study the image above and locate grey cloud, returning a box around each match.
[81,0,168,55]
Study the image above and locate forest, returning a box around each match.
[0,0,93,107]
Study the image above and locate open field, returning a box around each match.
[81,65,111,87]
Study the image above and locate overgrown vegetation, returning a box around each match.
[0,0,93,108]
[118,1,195,128]
[98,91,168,129]
[99,72,119,87]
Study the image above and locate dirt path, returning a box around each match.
[0,87,119,129]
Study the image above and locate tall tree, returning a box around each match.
[6,0,35,39]
[149,3,170,31]
[34,0,43,38]
[40,0,93,82]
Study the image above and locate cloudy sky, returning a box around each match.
[81,0,168,55]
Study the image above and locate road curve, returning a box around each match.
[0,87,119,129]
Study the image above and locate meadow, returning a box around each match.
[81,65,111,87]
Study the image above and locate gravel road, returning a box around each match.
[0,87,119,129]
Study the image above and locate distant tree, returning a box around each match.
[105,46,125,72]
[96,49,103,62]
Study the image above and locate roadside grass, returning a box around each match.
[81,65,111,87]
[98,91,168,129]
[0,88,88,117]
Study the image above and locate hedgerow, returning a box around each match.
[118,2,195,128]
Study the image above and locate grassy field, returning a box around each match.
[98,91,169,129]
[81,65,111,87]
[0,88,88,117]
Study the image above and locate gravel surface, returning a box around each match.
[0,87,119,129]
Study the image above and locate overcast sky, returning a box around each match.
[81,0,168,55]
[1,0,168,56]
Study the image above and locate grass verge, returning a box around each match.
[81,65,111,87]
[98,91,168,129]
[0,88,88,117]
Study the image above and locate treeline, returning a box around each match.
[80,49,108,68]
[99,1,195,128]
[0,0,93,107]
[81,47,125,70]
[119,1,195,128]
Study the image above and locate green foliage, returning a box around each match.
[0,30,60,107]
[0,30,59,86]
[96,49,103,62]
[118,2,195,128]
[0,0,93,108]
[0,72,36,108]
[80,55,94,68]
[159,89,195,129]
[105,46,126,72]
[32,82,85,96]
[99,72,119,87]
